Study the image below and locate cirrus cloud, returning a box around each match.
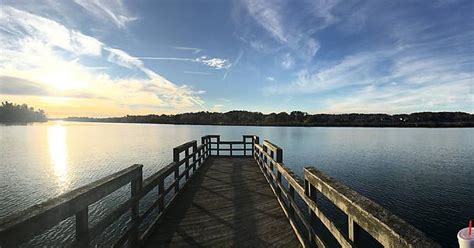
[0,5,206,117]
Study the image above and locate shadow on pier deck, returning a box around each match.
[145,157,299,247]
[0,135,440,248]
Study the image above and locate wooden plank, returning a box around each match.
[144,157,300,247]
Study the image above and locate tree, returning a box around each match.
[0,102,47,123]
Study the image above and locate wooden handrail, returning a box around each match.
[0,164,143,247]
[202,135,257,156]
[304,168,441,248]
[0,139,211,247]
[253,139,440,248]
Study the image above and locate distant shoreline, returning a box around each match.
[64,111,473,128]
[61,119,474,128]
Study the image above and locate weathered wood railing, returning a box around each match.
[0,137,213,247]
[202,134,256,156]
[253,139,440,248]
[0,165,143,247]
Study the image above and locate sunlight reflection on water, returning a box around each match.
[48,123,69,192]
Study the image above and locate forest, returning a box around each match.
[0,102,47,123]
[66,110,473,127]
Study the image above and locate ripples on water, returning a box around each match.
[0,121,472,247]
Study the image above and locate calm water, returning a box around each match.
[0,121,472,247]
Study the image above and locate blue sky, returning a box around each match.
[0,0,473,117]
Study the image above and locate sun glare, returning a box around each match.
[43,70,83,90]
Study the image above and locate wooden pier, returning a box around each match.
[0,135,440,247]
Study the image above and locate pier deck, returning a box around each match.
[145,157,300,247]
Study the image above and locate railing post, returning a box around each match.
[207,137,210,157]
[185,148,190,180]
[217,136,220,156]
[173,147,180,163]
[130,166,143,247]
[230,143,233,156]
[243,136,247,156]
[305,178,316,246]
[192,143,197,172]
[348,216,358,244]
[276,170,282,197]
[173,148,180,193]
[288,186,295,218]
[253,136,259,158]
[158,180,164,212]
[275,148,283,163]
[198,147,202,165]
[201,136,206,159]
[263,145,268,168]
[174,167,179,193]
[75,207,89,247]
[202,136,210,158]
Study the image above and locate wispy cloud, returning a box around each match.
[139,56,231,70]
[237,0,337,60]
[104,47,144,69]
[322,79,472,113]
[73,0,137,28]
[0,6,205,116]
[184,71,212,75]
[195,56,231,70]
[223,50,243,79]
[172,46,202,54]
[262,6,474,113]
[281,53,294,69]
[138,57,196,62]
[266,76,275,81]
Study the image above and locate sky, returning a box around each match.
[0,0,473,117]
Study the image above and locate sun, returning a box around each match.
[43,70,84,90]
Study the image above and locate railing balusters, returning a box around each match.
[276,171,282,198]
[304,179,315,246]
[185,148,190,180]
[174,166,179,193]
[193,145,198,170]
[158,180,165,213]
[348,216,357,244]
[288,186,295,218]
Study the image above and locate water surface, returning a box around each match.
[0,121,472,247]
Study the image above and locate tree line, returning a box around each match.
[66,110,473,127]
[0,102,47,123]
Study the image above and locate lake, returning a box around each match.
[0,121,472,247]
